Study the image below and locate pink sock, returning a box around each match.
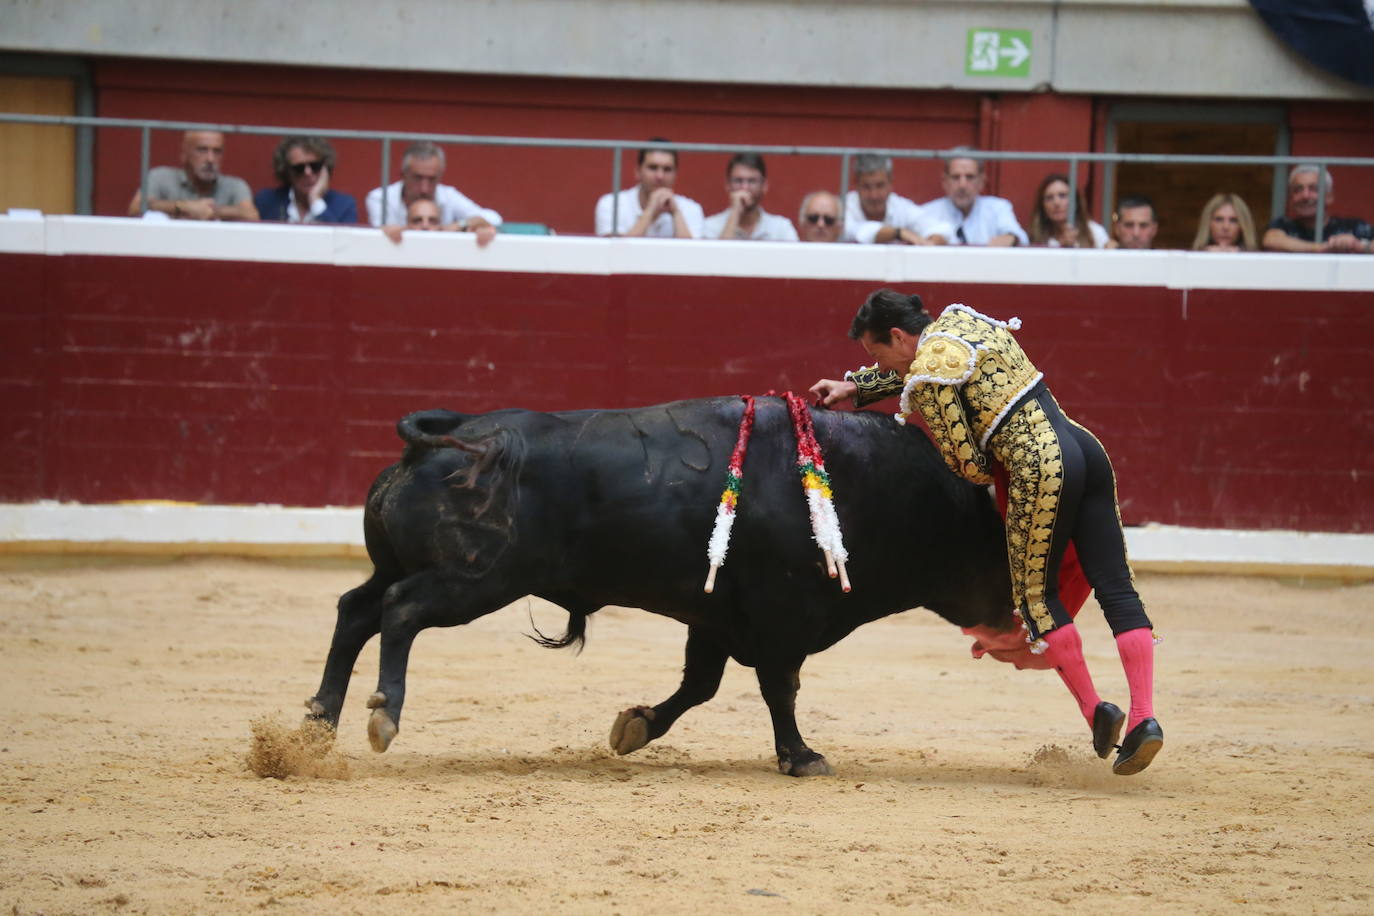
[1115,627,1155,731]
[1040,623,1101,724]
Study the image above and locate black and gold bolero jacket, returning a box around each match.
[845,303,1043,486]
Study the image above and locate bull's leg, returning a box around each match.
[366,570,523,753]
[756,661,834,777]
[610,625,729,756]
[305,575,391,728]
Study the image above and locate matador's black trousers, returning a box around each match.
[987,382,1153,641]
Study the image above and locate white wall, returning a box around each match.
[2,0,1371,101]
[6,502,1371,577]
[6,214,1374,292]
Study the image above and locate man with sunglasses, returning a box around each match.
[798,191,845,243]
[254,136,359,224]
[127,130,258,221]
[703,153,798,241]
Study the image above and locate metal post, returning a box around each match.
[138,126,150,216]
[611,145,622,236]
[74,81,96,216]
[380,139,392,226]
[1067,157,1079,244]
[1102,118,1118,234]
[1314,163,1327,245]
[839,151,851,200]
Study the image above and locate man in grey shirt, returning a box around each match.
[127,130,258,221]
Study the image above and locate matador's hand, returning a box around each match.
[808,378,857,408]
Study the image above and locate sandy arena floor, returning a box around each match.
[2,557,1372,914]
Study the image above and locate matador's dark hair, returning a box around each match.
[848,289,932,344]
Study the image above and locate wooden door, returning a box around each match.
[0,75,77,214]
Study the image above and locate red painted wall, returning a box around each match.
[1288,101,1374,221]
[987,93,1101,217]
[4,250,1370,533]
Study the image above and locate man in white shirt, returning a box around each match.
[595,139,705,238]
[922,150,1028,247]
[702,153,799,241]
[843,154,951,245]
[366,141,502,247]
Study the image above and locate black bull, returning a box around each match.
[307,396,1017,776]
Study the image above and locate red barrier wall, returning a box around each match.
[4,229,1371,534]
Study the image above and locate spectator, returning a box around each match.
[382,198,444,244]
[254,136,358,224]
[1262,165,1373,254]
[1028,174,1107,248]
[921,150,1026,246]
[595,139,705,238]
[1110,196,1159,250]
[798,191,845,243]
[127,130,258,221]
[366,141,500,247]
[1191,193,1259,252]
[844,153,951,245]
[703,153,798,241]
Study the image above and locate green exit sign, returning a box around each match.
[966,28,1032,77]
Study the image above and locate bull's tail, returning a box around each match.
[396,409,481,452]
[526,606,590,654]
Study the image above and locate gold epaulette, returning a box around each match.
[906,333,976,384]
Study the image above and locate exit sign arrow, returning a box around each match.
[965,28,1033,77]
[999,36,1030,69]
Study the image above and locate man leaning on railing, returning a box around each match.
[1262,165,1373,254]
[127,130,259,222]
[365,141,500,247]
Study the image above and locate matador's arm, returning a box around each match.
[844,364,904,407]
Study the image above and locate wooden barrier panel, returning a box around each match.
[2,217,1372,533]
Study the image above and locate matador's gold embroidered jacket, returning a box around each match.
[845,303,1044,486]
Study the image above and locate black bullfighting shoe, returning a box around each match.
[1092,701,1126,759]
[1112,718,1164,776]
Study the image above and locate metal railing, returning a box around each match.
[5,112,1374,243]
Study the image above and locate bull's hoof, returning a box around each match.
[303,697,327,719]
[366,692,397,753]
[609,706,655,756]
[778,750,833,778]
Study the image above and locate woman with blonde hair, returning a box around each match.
[1028,173,1107,248]
[1192,193,1258,251]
